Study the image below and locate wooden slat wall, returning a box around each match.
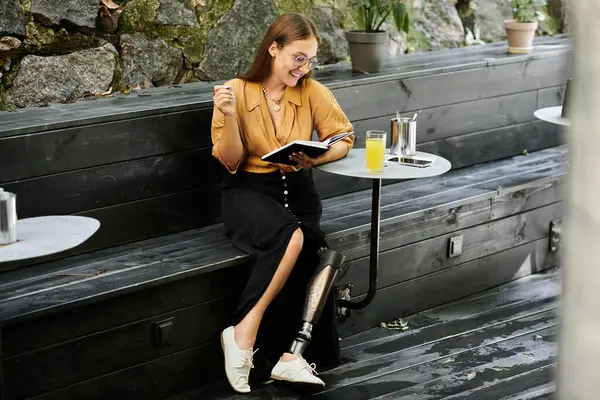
[0,47,568,263]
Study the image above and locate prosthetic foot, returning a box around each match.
[270,248,346,387]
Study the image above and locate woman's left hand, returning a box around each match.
[290,152,323,169]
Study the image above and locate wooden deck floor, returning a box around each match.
[170,269,560,400]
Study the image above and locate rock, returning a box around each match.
[409,0,463,50]
[311,6,348,64]
[198,0,278,81]
[24,22,106,55]
[0,36,22,57]
[118,0,160,34]
[156,0,200,27]
[474,0,512,42]
[191,0,212,12]
[5,44,117,108]
[0,0,26,37]
[120,33,183,87]
[380,21,408,56]
[31,0,99,29]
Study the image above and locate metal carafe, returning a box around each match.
[390,112,418,156]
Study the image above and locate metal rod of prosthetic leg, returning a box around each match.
[290,248,346,355]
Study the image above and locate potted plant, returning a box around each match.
[504,0,547,54]
[346,0,411,73]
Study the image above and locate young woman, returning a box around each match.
[211,13,354,393]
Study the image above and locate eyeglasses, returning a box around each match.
[282,47,319,71]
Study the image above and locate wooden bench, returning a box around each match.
[0,36,569,399]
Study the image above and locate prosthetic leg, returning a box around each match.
[289,247,346,355]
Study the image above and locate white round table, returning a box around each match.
[0,216,100,263]
[316,149,451,310]
[534,106,570,126]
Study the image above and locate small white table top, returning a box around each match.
[316,149,451,180]
[534,106,571,126]
[0,216,100,263]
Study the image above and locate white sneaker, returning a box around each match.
[270,355,325,387]
[220,326,258,393]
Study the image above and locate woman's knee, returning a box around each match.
[288,228,304,255]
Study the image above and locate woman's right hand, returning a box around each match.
[214,85,236,117]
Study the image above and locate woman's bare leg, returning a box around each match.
[234,228,304,350]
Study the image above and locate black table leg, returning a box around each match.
[338,178,382,310]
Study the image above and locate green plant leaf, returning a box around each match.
[401,9,410,33]
[535,10,546,21]
[391,3,408,33]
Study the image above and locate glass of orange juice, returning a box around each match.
[365,130,387,174]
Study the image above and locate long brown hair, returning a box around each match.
[239,13,321,82]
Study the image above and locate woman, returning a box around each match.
[211,13,354,393]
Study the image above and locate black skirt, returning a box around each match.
[221,169,341,378]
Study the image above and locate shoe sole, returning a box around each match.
[270,374,325,388]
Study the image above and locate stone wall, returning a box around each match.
[0,0,569,109]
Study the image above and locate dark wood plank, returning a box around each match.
[0,108,213,183]
[2,263,247,357]
[348,336,556,400]
[28,341,224,400]
[4,297,234,398]
[491,177,565,220]
[350,90,539,147]
[330,56,566,123]
[330,68,487,122]
[66,187,222,258]
[433,364,556,400]
[1,149,222,218]
[0,242,246,328]
[419,268,560,322]
[502,382,556,400]
[1,186,224,271]
[0,226,232,299]
[338,202,563,296]
[340,284,558,364]
[538,85,565,109]
[482,56,567,99]
[318,319,557,398]
[0,87,216,138]
[342,268,559,346]
[418,120,563,170]
[339,238,558,336]
[340,314,437,348]
[331,195,493,261]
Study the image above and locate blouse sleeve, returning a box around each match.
[310,80,354,152]
[211,87,247,174]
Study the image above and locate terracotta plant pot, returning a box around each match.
[345,30,387,73]
[504,20,538,54]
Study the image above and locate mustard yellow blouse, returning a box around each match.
[211,78,354,174]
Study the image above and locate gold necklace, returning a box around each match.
[261,83,283,112]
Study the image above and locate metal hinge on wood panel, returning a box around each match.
[550,219,562,253]
[336,283,353,322]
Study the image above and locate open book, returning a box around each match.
[261,131,354,165]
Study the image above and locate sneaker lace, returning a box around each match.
[297,355,319,376]
[237,348,258,371]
